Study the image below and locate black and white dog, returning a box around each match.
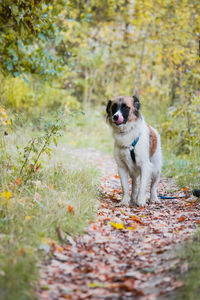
[106,95,162,207]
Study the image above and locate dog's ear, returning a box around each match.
[133,95,140,114]
[106,100,112,116]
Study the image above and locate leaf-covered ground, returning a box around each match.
[39,149,200,300]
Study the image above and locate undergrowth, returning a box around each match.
[177,231,200,300]
[163,152,200,188]
[0,120,99,300]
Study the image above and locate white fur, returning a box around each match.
[112,116,162,207]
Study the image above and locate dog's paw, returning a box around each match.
[130,199,137,207]
[119,198,130,207]
[131,194,137,203]
[150,195,160,203]
[136,197,146,207]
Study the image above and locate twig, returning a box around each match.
[23,123,58,184]
[32,124,56,169]
[19,138,35,176]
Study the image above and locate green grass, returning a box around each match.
[176,231,200,300]
[163,151,200,189]
[0,125,100,300]
[61,109,113,154]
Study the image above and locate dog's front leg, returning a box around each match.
[150,173,160,203]
[118,166,130,206]
[136,164,151,206]
[131,176,139,206]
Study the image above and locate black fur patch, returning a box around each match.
[133,95,140,116]
[106,100,112,116]
[111,103,118,115]
[121,103,130,123]
[193,189,200,197]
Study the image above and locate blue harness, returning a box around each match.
[130,136,140,162]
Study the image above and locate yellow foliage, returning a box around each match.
[3,77,35,111]
[0,190,13,200]
[25,216,34,221]
[0,106,11,126]
[0,190,13,205]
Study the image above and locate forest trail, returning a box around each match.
[39,148,200,300]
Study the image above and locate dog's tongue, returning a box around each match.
[116,114,124,125]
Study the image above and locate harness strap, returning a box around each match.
[130,136,140,162]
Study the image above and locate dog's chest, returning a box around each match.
[115,147,140,175]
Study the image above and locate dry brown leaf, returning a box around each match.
[67,205,74,214]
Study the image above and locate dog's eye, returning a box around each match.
[121,103,128,109]
[112,103,118,114]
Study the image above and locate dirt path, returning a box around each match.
[39,148,200,300]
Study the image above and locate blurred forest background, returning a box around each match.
[1,0,200,184]
[0,1,200,299]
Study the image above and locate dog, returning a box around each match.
[106,95,162,207]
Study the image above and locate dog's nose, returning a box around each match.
[113,114,119,121]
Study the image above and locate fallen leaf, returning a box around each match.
[178,215,187,222]
[110,222,125,229]
[183,187,189,191]
[88,282,107,288]
[15,177,21,185]
[67,205,74,213]
[53,244,63,252]
[130,215,145,225]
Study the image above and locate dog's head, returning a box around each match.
[106,95,140,128]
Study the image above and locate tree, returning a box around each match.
[0,0,65,78]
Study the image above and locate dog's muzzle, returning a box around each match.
[112,112,124,125]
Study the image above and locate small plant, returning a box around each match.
[0,107,12,168]
[18,119,63,184]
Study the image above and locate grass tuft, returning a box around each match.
[163,151,200,189]
[177,231,200,300]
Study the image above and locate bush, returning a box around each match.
[0,75,81,119]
